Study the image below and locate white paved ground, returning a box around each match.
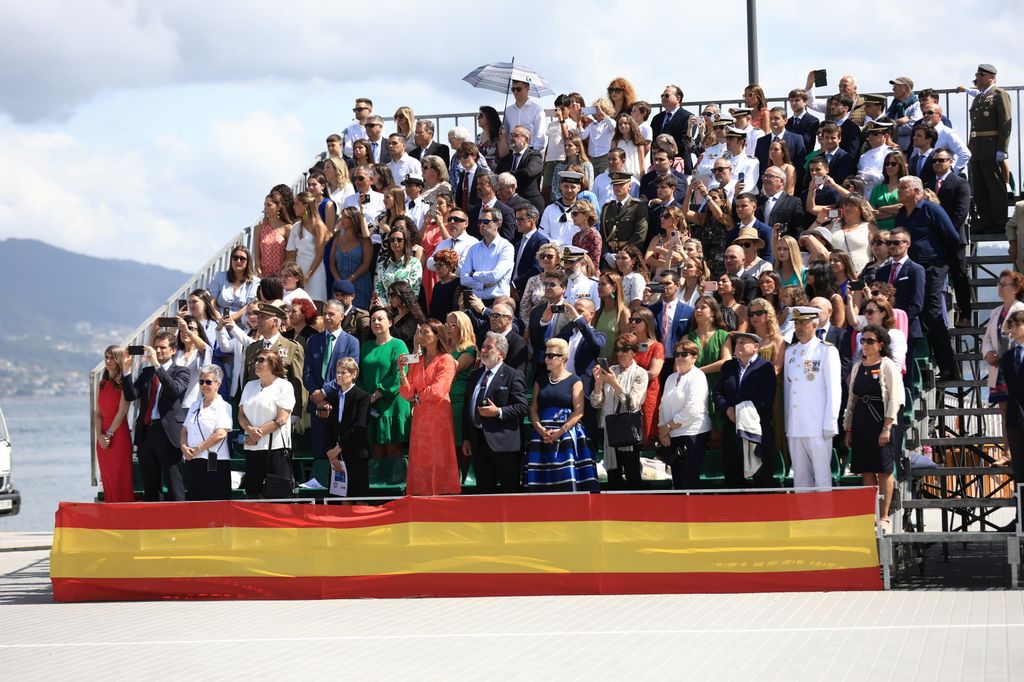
[3,539,1023,681]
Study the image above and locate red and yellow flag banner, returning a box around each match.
[51,490,881,602]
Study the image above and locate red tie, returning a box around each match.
[143,373,160,424]
[460,172,470,211]
[935,177,943,194]
[888,261,901,285]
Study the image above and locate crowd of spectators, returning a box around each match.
[93,65,1022,530]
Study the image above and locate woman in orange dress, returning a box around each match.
[398,319,460,495]
[93,346,134,502]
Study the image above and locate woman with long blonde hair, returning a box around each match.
[773,234,805,288]
[394,106,416,150]
[286,191,330,300]
[323,156,354,206]
[445,310,478,480]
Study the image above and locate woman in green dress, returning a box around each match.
[358,306,411,465]
[868,150,907,231]
[593,271,630,361]
[446,310,478,481]
[686,295,732,431]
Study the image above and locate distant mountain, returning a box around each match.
[0,239,191,394]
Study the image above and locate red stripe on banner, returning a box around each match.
[55,489,877,530]
[52,568,880,602]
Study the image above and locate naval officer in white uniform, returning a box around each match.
[784,306,842,488]
[561,245,600,310]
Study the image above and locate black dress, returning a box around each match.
[850,362,901,474]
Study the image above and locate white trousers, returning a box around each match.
[788,435,833,489]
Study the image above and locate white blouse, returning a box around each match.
[659,369,712,437]
[184,396,233,460]
[174,347,213,411]
[240,378,296,451]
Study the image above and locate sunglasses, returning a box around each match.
[254,357,269,364]
[353,176,369,181]
[676,350,698,357]
[861,338,879,345]
[544,353,565,359]
[871,240,884,246]
[478,218,494,225]
[448,216,467,223]
[542,282,561,288]
[885,240,906,246]
[389,237,405,243]
[712,168,728,173]
[932,157,951,163]
[197,379,218,386]
[738,242,754,249]
[884,161,900,167]
[629,317,643,323]
[539,253,556,260]
[864,308,881,314]
[511,86,525,93]
[232,255,248,262]
[607,87,624,93]
[353,106,370,112]
[749,309,767,317]
[365,123,382,128]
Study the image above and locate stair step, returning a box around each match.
[969,278,999,287]
[929,407,1002,416]
[948,327,984,336]
[971,233,1010,243]
[887,531,1015,543]
[919,437,1001,447]
[954,353,984,361]
[911,466,1014,477]
[965,255,1012,265]
[936,379,987,388]
[902,498,1017,509]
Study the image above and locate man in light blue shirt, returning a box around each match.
[460,206,514,304]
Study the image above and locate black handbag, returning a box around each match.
[261,431,295,499]
[606,411,643,447]
[655,443,681,465]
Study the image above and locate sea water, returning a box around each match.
[0,396,96,532]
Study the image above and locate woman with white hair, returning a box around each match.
[180,365,233,500]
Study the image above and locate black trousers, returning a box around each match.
[921,262,958,376]
[185,457,232,501]
[721,421,773,488]
[668,433,708,490]
[969,157,1006,234]
[341,453,370,498]
[243,449,293,498]
[471,433,522,494]
[1005,415,1024,484]
[949,244,972,320]
[606,446,642,489]
[138,423,185,501]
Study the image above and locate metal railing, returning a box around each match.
[87,84,1024,489]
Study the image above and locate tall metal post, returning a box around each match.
[746,0,758,84]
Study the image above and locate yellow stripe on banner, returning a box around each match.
[51,516,879,579]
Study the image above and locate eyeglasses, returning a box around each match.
[542,282,561,288]
[861,338,879,345]
[254,357,269,364]
[749,309,767,317]
[447,216,467,223]
[490,313,510,319]
[353,176,369,181]
[864,308,881,315]
[232,255,248,262]
[712,168,729,173]
[921,111,936,116]
[932,157,952,164]
[197,379,218,386]
[544,353,565,359]
[478,218,494,225]
[365,123,382,129]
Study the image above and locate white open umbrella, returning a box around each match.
[462,59,555,98]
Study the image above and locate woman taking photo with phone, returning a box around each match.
[591,333,649,489]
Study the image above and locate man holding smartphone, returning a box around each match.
[529,270,572,377]
[460,207,514,306]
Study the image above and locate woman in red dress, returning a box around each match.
[398,319,460,496]
[627,308,665,447]
[93,346,134,502]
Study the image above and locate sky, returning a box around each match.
[1,0,1022,272]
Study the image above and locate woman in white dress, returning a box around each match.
[286,191,330,300]
[611,114,648,179]
[239,348,296,498]
[172,315,212,410]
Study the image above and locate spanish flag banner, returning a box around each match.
[51,490,881,602]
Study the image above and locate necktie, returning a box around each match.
[936,177,944,194]
[825,152,833,165]
[371,141,378,161]
[1017,345,1024,370]
[816,328,826,340]
[322,333,335,379]
[472,368,492,427]
[661,305,672,347]
[914,155,923,176]
[337,388,346,423]
[773,135,780,143]
[663,110,673,127]
[888,261,901,285]
[512,153,521,171]
[143,373,160,425]
[263,340,272,350]
[460,171,470,211]
[545,313,559,339]
[765,196,776,223]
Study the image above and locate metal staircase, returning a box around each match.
[882,232,1023,587]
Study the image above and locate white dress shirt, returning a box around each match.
[933,121,972,173]
[342,121,367,157]
[387,155,422,184]
[578,117,615,157]
[504,98,547,151]
[427,232,479,271]
[342,190,385,230]
[460,236,515,298]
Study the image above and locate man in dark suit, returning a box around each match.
[906,124,938,185]
[465,299,527,369]
[725,193,774,263]
[242,303,306,413]
[999,312,1024,488]
[650,84,695,172]
[713,331,777,487]
[511,204,549,292]
[757,166,806,238]
[496,125,544,212]
[468,170,516,241]
[804,122,856,185]
[639,149,688,204]
[324,358,371,498]
[556,299,606,436]
[496,173,532,214]
[648,271,696,386]
[754,107,807,190]
[408,120,450,167]
[452,141,485,215]
[927,148,973,326]
[874,229,928,389]
[304,300,360,460]
[827,95,862,159]
[785,88,820,155]
[462,332,530,493]
[529,270,574,377]
[644,175,684,253]
[121,330,191,501]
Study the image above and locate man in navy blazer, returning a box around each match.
[121,330,191,501]
[468,171,517,241]
[304,300,360,460]
[638,149,688,203]
[804,122,857,184]
[785,88,820,153]
[754,107,807,190]
[462,332,530,493]
[650,84,695,172]
[725,193,774,263]
[408,120,450,167]
[496,126,545,212]
[874,231,928,388]
[927,150,972,326]
[756,167,806,238]
[511,204,549,292]
[556,299,606,437]
[647,271,696,385]
[713,332,776,487]
[325,366,371,498]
